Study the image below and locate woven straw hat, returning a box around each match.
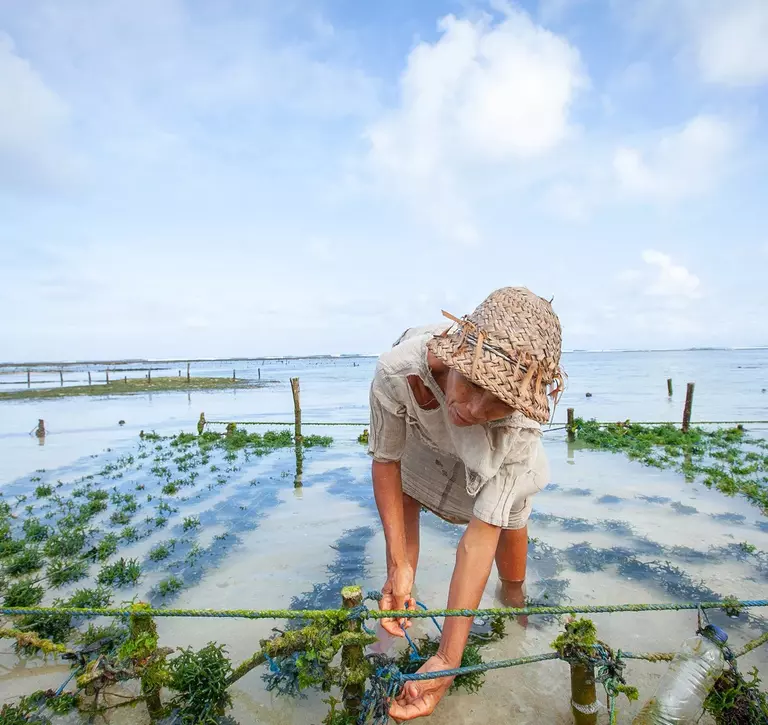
[427,287,564,424]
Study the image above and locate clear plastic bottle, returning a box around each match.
[632,625,728,724]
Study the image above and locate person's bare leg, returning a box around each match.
[402,493,421,575]
[495,526,527,608]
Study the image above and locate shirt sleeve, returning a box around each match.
[367,364,407,463]
[471,433,549,529]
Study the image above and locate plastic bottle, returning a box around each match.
[632,625,728,724]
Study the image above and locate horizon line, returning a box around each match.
[1,345,767,368]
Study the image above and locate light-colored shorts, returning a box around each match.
[400,431,548,530]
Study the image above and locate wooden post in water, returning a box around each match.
[570,662,598,725]
[178,369,181,377]
[258,368,261,381]
[106,370,110,384]
[341,585,365,718]
[667,378,673,397]
[186,362,191,382]
[59,370,63,386]
[291,377,303,487]
[682,382,695,433]
[147,369,151,384]
[290,377,302,443]
[567,408,576,442]
[233,369,236,381]
[27,370,31,388]
[88,371,92,386]
[124,376,127,384]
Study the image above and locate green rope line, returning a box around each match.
[205,420,367,426]
[368,599,768,619]
[203,419,768,428]
[583,420,768,426]
[2,599,767,620]
[621,651,674,662]
[735,630,768,658]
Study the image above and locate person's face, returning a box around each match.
[444,369,515,426]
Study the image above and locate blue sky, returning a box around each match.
[1,0,767,361]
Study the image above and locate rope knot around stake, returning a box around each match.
[358,656,405,725]
[346,603,376,635]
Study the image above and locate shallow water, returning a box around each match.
[1,350,767,723]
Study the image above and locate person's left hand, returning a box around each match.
[388,654,455,721]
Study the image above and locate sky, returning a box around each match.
[1,0,767,361]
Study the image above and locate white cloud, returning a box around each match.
[641,250,701,299]
[692,0,768,87]
[366,7,586,242]
[0,33,76,188]
[616,0,768,87]
[613,115,734,202]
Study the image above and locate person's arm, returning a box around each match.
[389,517,500,720]
[372,460,416,636]
[438,516,501,663]
[368,364,414,636]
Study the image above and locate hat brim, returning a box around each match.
[427,333,553,424]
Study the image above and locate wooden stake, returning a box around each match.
[341,585,365,718]
[27,370,31,388]
[124,375,128,384]
[682,382,695,433]
[233,369,236,381]
[567,408,576,442]
[258,367,261,381]
[147,369,151,384]
[290,377,302,443]
[129,606,163,721]
[667,378,673,397]
[106,370,110,384]
[187,362,191,382]
[59,370,63,386]
[88,371,92,386]
[570,662,598,725]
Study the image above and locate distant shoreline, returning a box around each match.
[1,346,767,369]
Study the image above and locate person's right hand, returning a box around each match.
[379,565,415,637]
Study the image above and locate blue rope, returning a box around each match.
[398,652,560,681]
[416,600,443,635]
[55,668,78,696]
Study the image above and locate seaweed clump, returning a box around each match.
[574,420,768,514]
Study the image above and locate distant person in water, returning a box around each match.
[368,287,563,721]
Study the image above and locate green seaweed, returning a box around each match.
[67,585,113,609]
[574,420,768,515]
[93,533,119,562]
[5,547,44,576]
[44,528,87,558]
[22,518,49,542]
[157,575,184,597]
[47,558,89,587]
[182,515,200,532]
[169,643,233,724]
[97,557,142,587]
[149,540,176,562]
[3,579,44,607]
[704,666,768,724]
